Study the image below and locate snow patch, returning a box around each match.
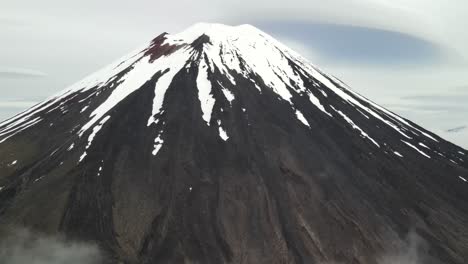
[309,74,413,140]
[217,120,229,141]
[332,106,380,147]
[79,152,87,163]
[219,127,229,141]
[418,142,430,149]
[326,74,439,143]
[67,143,75,151]
[295,110,310,128]
[0,117,42,144]
[34,176,45,183]
[217,120,230,141]
[80,106,89,113]
[218,81,235,104]
[79,115,111,163]
[459,176,467,182]
[49,148,59,157]
[196,53,216,126]
[394,151,404,158]
[152,132,164,156]
[401,141,431,159]
[319,89,328,97]
[147,47,193,127]
[82,46,191,135]
[307,92,332,117]
[0,44,147,137]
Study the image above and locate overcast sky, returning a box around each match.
[1,0,467,148]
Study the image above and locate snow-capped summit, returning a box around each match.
[167,23,265,42]
[0,23,467,263]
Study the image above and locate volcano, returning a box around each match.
[0,23,467,263]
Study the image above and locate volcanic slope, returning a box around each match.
[0,23,467,264]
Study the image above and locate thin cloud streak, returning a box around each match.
[0,67,47,79]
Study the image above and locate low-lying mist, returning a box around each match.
[378,231,432,264]
[0,227,102,264]
[0,227,440,264]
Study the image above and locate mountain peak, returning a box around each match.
[173,23,263,41]
[164,23,285,55]
[0,22,468,264]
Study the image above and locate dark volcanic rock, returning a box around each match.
[0,23,467,264]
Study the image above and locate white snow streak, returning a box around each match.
[67,143,75,151]
[80,106,89,113]
[147,47,193,126]
[34,176,45,183]
[79,115,110,163]
[217,120,229,141]
[218,81,235,104]
[0,117,42,144]
[219,126,229,141]
[418,142,430,149]
[295,110,310,128]
[459,176,467,182]
[319,90,328,97]
[152,133,164,156]
[82,46,190,135]
[327,75,439,142]
[307,92,332,117]
[0,45,146,138]
[332,107,380,147]
[308,72,413,140]
[169,23,334,123]
[79,152,87,163]
[196,54,216,126]
[401,140,431,159]
[394,151,404,157]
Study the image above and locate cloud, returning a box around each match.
[0,227,102,264]
[318,231,438,264]
[0,68,47,79]
[446,126,467,133]
[226,0,468,61]
[0,16,32,31]
[256,21,452,67]
[378,231,431,264]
